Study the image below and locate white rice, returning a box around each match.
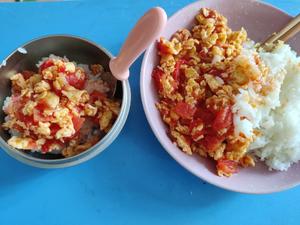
[3,97,20,137]
[4,116,20,137]
[2,96,11,112]
[233,43,300,171]
[77,64,110,94]
[36,54,69,68]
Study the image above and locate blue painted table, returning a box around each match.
[0,1,299,224]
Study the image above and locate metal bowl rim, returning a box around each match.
[0,34,131,168]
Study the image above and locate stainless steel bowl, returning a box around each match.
[0,35,131,168]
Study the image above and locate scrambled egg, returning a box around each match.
[3,56,120,157]
[154,8,259,177]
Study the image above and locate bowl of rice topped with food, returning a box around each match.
[0,7,167,168]
[0,35,131,168]
[141,0,300,193]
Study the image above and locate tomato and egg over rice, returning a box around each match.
[152,8,284,176]
[2,55,120,157]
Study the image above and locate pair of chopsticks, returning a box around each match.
[263,13,300,45]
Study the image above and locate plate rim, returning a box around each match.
[140,0,297,194]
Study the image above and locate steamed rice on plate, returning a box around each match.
[2,55,120,157]
[153,8,300,176]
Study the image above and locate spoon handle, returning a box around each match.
[109,7,167,80]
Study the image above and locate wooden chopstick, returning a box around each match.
[263,13,300,45]
[279,20,300,42]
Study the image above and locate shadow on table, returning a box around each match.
[0,151,46,197]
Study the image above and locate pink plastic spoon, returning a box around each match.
[109,7,167,81]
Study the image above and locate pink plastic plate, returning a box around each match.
[140,0,300,194]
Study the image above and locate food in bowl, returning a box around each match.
[2,55,120,157]
[153,8,300,176]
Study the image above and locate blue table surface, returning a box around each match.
[0,0,300,225]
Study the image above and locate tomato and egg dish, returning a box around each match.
[153,8,256,176]
[2,55,120,157]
